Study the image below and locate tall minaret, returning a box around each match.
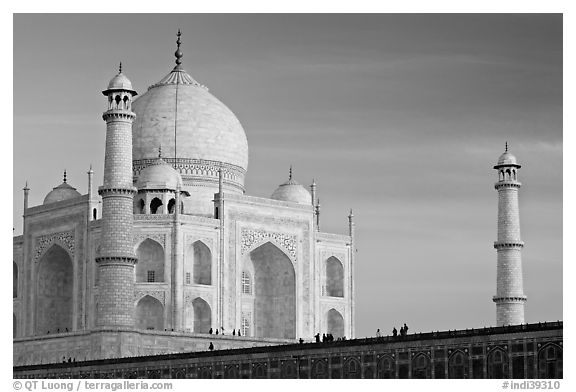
[493,143,526,326]
[95,63,138,328]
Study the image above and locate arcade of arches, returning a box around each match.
[35,245,73,335]
[249,242,296,339]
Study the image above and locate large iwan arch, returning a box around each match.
[135,295,164,330]
[325,256,344,297]
[249,242,296,339]
[135,239,165,282]
[35,244,73,335]
[327,308,344,337]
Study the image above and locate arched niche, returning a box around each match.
[35,244,73,335]
[488,348,509,379]
[249,242,296,339]
[150,197,163,214]
[325,256,344,297]
[135,239,165,282]
[327,308,344,337]
[135,295,164,330]
[448,350,469,379]
[186,241,212,285]
[190,297,211,333]
[538,343,563,379]
[377,356,395,378]
[412,353,431,379]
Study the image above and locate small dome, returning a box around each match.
[271,172,312,205]
[43,182,81,205]
[136,157,183,191]
[107,72,134,91]
[496,151,518,166]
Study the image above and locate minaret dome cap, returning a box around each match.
[494,148,521,169]
[102,65,138,96]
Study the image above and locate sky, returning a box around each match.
[12,14,562,338]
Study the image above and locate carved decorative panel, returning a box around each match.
[34,230,75,261]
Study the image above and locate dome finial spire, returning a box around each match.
[63,169,67,183]
[158,145,162,158]
[119,62,122,74]
[174,29,183,69]
[505,141,508,152]
[289,165,293,181]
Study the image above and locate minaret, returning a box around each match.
[348,209,355,338]
[23,181,30,211]
[96,63,138,328]
[493,143,526,326]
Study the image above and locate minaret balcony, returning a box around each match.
[494,241,524,249]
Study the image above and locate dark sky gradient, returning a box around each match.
[13,14,562,337]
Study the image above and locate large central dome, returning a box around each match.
[131,33,248,201]
[132,69,248,171]
[130,33,249,216]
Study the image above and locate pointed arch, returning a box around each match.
[189,297,211,333]
[325,256,344,297]
[448,350,469,379]
[488,347,509,379]
[377,355,395,378]
[538,343,562,379]
[168,198,176,214]
[343,357,361,379]
[35,244,73,335]
[189,241,212,285]
[249,241,296,339]
[135,239,165,282]
[311,359,328,379]
[136,198,145,214]
[150,197,163,214]
[135,295,164,330]
[327,308,344,338]
[412,353,431,379]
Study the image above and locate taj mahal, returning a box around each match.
[12,31,544,375]
[12,32,355,365]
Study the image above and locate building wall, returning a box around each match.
[13,323,563,379]
[14,189,354,363]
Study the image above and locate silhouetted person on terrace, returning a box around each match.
[233,329,236,336]
[400,326,405,336]
[299,338,304,344]
[322,333,326,342]
[376,328,381,337]
[404,323,409,335]
[216,329,219,335]
[209,328,213,334]
[315,333,320,343]
[238,330,241,337]
[393,327,397,337]
[209,342,214,351]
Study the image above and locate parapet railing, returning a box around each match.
[13,321,562,371]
